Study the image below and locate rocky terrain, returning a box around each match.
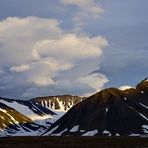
[43,79,148,136]
[0,95,83,136]
[0,79,148,137]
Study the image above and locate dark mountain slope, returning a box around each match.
[43,79,148,136]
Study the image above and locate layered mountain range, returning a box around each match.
[0,95,82,136]
[0,79,148,137]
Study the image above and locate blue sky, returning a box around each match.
[0,0,148,99]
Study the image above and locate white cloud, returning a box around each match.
[25,58,73,87]
[32,77,55,87]
[0,17,62,66]
[61,0,104,16]
[61,0,92,7]
[61,0,104,27]
[0,17,108,98]
[77,73,109,96]
[34,34,108,61]
[10,64,30,72]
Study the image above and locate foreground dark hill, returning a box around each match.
[44,79,148,136]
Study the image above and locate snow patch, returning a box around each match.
[52,128,67,136]
[0,100,52,121]
[40,97,76,112]
[116,133,120,136]
[70,125,79,132]
[0,108,19,124]
[0,108,7,113]
[142,125,148,134]
[49,111,65,123]
[105,108,108,113]
[82,129,98,136]
[0,124,44,137]
[43,126,59,136]
[129,134,140,136]
[141,91,144,94]
[124,97,127,101]
[103,130,110,134]
[139,103,148,109]
[138,112,148,121]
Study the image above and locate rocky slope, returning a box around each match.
[0,95,83,136]
[31,95,83,112]
[0,101,45,136]
[31,95,84,123]
[43,79,148,136]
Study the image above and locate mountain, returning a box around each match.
[31,95,84,123]
[31,95,83,112]
[43,79,148,136]
[0,98,55,136]
[0,95,83,136]
[0,101,45,136]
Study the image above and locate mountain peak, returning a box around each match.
[43,80,148,136]
[88,87,124,105]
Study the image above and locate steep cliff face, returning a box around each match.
[44,79,148,136]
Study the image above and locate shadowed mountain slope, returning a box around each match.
[43,79,148,136]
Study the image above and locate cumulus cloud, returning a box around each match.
[34,34,108,61]
[60,0,104,27]
[0,17,62,66]
[10,64,30,72]
[0,17,108,99]
[77,73,109,96]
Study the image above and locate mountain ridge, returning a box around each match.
[0,79,148,137]
[43,79,148,136]
[0,95,83,136]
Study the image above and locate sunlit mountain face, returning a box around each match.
[0,95,83,136]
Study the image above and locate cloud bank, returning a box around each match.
[0,17,108,99]
[60,0,104,27]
